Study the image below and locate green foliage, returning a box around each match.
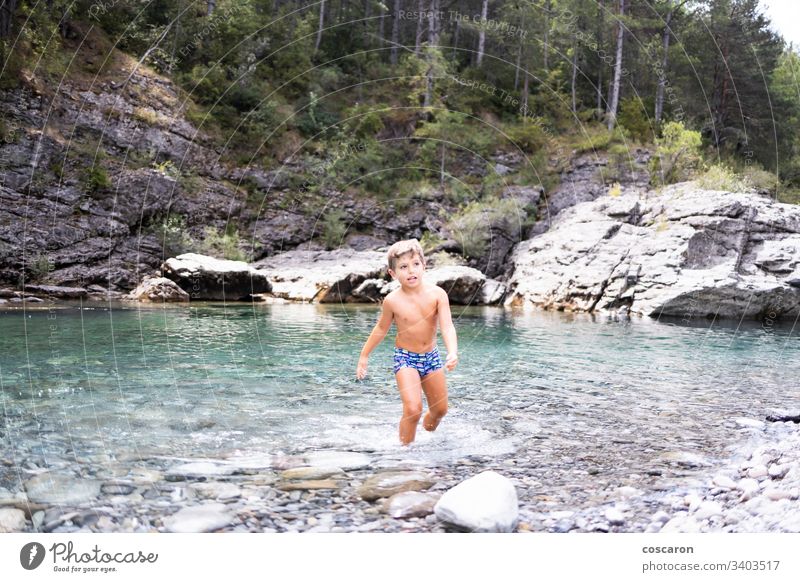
[200,226,246,261]
[320,209,347,250]
[83,166,111,193]
[617,97,654,143]
[153,215,193,258]
[505,121,547,154]
[696,164,749,191]
[649,122,702,186]
[29,253,53,281]
[447,198,531,260]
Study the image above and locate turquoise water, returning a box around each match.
[1,303,799,488]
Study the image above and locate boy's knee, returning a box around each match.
[404,403,423,419]
[431,401,448,418]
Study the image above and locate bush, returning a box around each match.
[29,253,53,280]
[200,226,246,261]
[696,164,750,191]
[320,209,347,250]
[84,166,111,193]
[447,198,530,259]
[617,97,654,143]
[154,215,193,258]
[506,121,547,154]
[649,121,702,186]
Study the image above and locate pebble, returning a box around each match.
[694,500,723,519]
[712,474,737,489]
[358,472,434,501]
[384,492,438,519]
[768,463,789,479]
[280,466,345,480]
[25,473,102,504]
[277,479,341,491]
[604,507,625,525]
[163,503,233,533]
[747,465,768,479]
[0,508,27,532]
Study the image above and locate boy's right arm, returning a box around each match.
[356,298,394,379]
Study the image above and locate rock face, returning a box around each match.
[506,184,800,319]
[434,470,519,532]
[162,253,271,300]
[127,275,189,302]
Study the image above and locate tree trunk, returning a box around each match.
[514,36,523,90]
[543,0,551,75]
[521,69,530,114]
[424,0,438,111]
[476,0,488,66]
[415,0,425,55]
[596,0,604,111]
[607,0,625,131]
[206,0,215,16]
[571,39,578,114]
[315,0,325,52]
[391,0,401,64]
[452,14,460,60]
[654,9,673,124]
[0,0,19,38]
[378,1,386,49]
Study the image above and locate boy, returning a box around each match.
[356,239,458,445]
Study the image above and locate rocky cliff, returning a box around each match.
[506,183,800,320]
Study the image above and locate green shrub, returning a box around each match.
[649,121,702,186]
[84,166,111,193]
[320,209,347,250]
[506,121,547,154]
[29,253,53,280]
[447,198,530,259]
[617,97,654,143]
[200,226,246,261]
[154,215,193,258]
[696,164,750,191]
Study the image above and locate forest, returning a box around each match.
[2,0,799,205]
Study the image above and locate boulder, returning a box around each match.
[506,183,800,319]
[425,266,486,305]
[162,253,271,300]
[127,276,189,302]
[22,285,88,299]
[254,249,386,303]
[433,471,518,532]
[163,503,232,533]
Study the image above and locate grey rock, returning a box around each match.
[0,508,27,532]
[434,471,518,533]
[162,253,270,300]
[164,503,232,533]
[127,276,189,302]
[384,491,439,519]
[358,472,435,501]
[25,473,102,504]
[506,184,800,319]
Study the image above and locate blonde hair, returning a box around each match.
[387,238,425,271]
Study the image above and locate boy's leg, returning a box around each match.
[421,369,448,432]
[395,368,423,445]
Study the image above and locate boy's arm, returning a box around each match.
[356,298,394,379]
[437,288,459,371]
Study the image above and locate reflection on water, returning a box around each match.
[1,303,799,482]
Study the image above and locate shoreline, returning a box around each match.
[2,415,799,533]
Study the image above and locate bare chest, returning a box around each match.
[393,296,438,328]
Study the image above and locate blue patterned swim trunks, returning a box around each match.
[393,346,444,377]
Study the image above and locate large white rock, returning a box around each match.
[127,275,189,302]
[434,471,518,532]
[254,248,386,303]
[162,253,271,300]
[506,183,800,319]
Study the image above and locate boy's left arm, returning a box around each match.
[437,288,458,371]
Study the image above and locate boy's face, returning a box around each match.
[389,252,425,288]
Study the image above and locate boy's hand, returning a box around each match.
[445,352,458,372]
[356,357,368,380]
